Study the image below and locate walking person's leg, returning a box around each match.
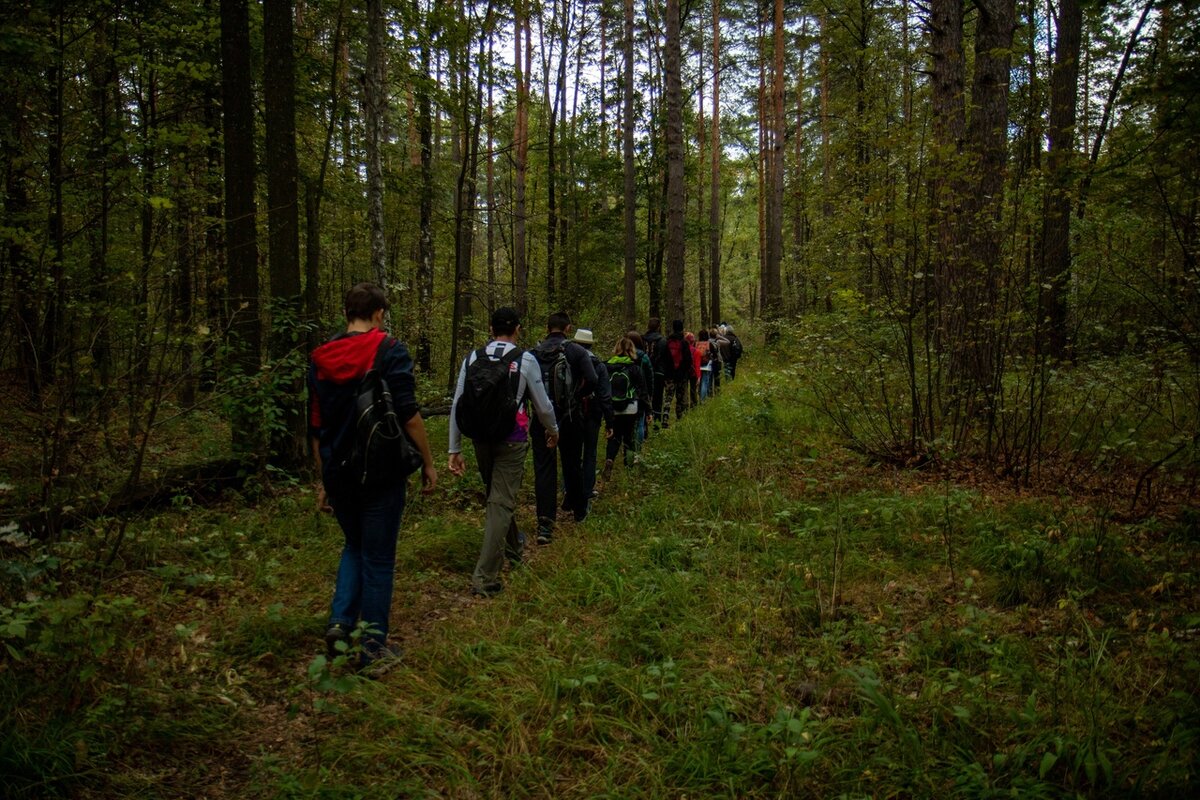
[355,484,407,660]
[472,441,527,594]
[530,419,557,542]
[558,425,587,522]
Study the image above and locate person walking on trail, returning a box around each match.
[574,328,613,506]
[309,282,437,668]
[685,331,700,408]
[643,317,667,431]
[627,330,655,446]
[695,328,715,401]
[603,336,647,481]
[530,311,599,544]
[655,319,693,423]
[721,323,744,380]
[709,325,729,395]
[447,307,559,599]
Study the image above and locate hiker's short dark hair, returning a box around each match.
[547,310,571,332]
[646,317,661,332]
[344,282,388,322]
[491,306,521,336]
[672,319,684,333]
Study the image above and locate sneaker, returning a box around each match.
[471,582,503,598]
[359,643,404,677]
[324,623,349,658]
[536,531,552,545]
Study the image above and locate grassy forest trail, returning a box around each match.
[5,356,1198,798]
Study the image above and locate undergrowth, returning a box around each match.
[1,343,1197,797]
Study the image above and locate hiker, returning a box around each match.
[654,319,693,423]
[447,307,559,598]
[603,336,647,480]
[695,328,715,401]
[709,325,729,395]
[643,317,667,430]
[627,330,655,446]
[309,282,437,667]
[685,331,700,408]
[531,311,599,543]
[574,328,613,505]
[721,323,744,380]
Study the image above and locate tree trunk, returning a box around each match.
[762,0,785,330]
[622,0,637,327]
[1040,0,1081,360]
[264,0,303,468]
[664,0,685,323]
[365,0,388,288]
[514,2,530,314]
[220,0,262,453]
[710,0,722,324]
[417,16,435,373]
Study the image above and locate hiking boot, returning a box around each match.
[359,643,404,677]
[471,582,503,598]
[506,531,525,565]
[536,530,553,546]
[601,459,613,482]
[324,623,349,658]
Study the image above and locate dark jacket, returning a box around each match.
[643,330,666,374]
[533,332,598,427]
[308,328,418,492]
[584,351,614,426]
[655,332,694,382]
[634,348,654,405]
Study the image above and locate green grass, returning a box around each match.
[1,354,1197,797]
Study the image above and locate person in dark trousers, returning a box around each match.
[603,335,647,480]
[627,330,654,446]
[710,325,729,395]
[309,282,437,668]
[530,311,598,543]
[574,328,613,505]
[721,323,743,380]
[655,319,693,423]
[447,307,559,598]
[642,317,667,431]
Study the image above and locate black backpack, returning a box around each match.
[336,337,424,495]
[456,346,523,442]
[536,341,581,426]
[608,362,637,411]
[728,333,743,359]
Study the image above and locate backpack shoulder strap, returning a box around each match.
[373,335,396,372]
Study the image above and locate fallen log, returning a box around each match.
[7,457,248,539]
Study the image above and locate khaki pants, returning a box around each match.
[472,439,528,590]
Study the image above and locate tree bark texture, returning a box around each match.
[365,0,388,288]
[1041,0,1081,360]
[664,0,685,324]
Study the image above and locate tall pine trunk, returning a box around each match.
[664,0,685,323]
[264,0,303,468]
[365,0,388,288]
[1041,0,1081,360]
[220,0,262,454]
[622,0,637,326]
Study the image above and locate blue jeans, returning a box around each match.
[330,482,407,653]
[700,370,712,400]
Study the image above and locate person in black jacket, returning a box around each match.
[573,328,613,506]
[530,311,599,543]
[643,317,667,431]
[654,319,694,424]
